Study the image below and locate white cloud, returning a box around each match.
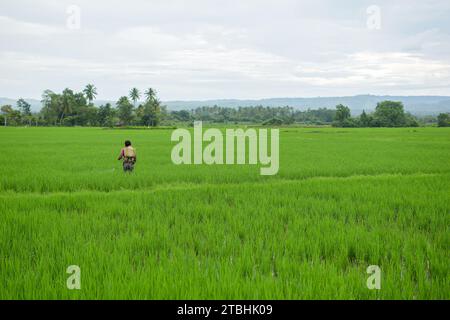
[0,0,449,99]
[0,15,65,36]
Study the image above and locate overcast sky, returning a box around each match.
[1,0,449,101]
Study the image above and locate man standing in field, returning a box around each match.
[118,140,137,172]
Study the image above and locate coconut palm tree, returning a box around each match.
[129,88,140,108]
[144,88,156,102]
[59,89,71,124]
[83,84,97,105]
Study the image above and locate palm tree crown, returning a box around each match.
[144,88,156,102]
[129,88,141,107]
[83,84,97,105]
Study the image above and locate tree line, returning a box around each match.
[333,101,449,127]
[1,85,163,127]
[1,85,449,127]
[333,101,418,127]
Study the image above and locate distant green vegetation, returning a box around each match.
[437,112,450,127]
[0,85,446,127]
[332,101,420,127]
[0,126,449,299]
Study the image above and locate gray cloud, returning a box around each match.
[0,0,449,100]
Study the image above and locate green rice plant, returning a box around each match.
[0,127,449,299]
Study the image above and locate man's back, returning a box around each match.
[118,141,137,172]
[123,146,136,158]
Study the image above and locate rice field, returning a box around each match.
[0,126,449,299]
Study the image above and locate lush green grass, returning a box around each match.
[0,127,449,299]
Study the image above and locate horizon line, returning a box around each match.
[2,93,450,103]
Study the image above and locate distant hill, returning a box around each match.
[0,97,42,111]
[2,94,450,116]
[163,95,450,115]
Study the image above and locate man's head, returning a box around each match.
[125,140,132,147]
